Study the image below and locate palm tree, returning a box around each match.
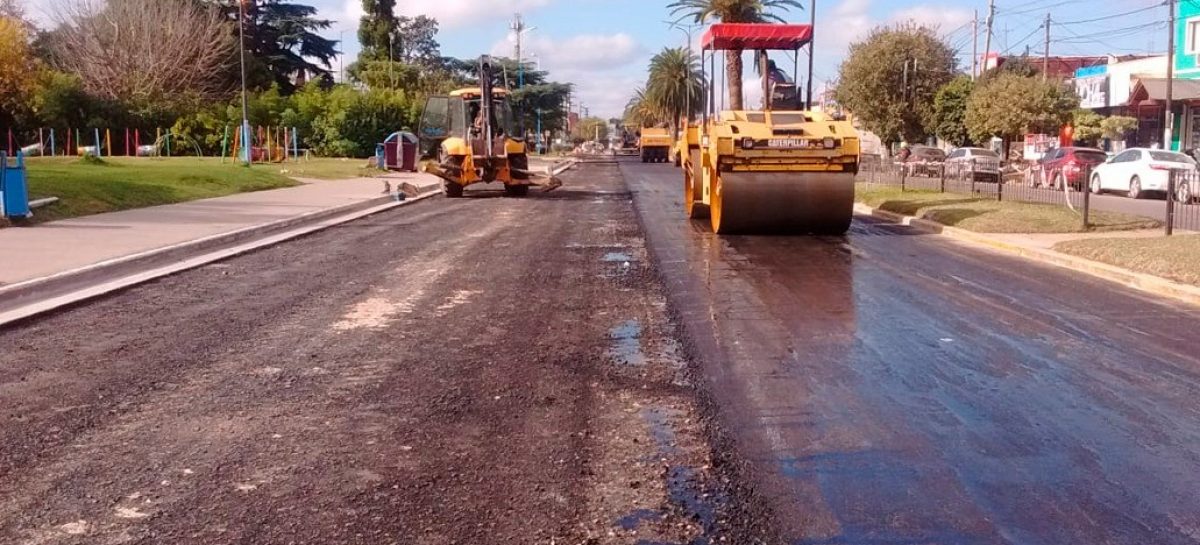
[624,87,661,127]
[645,47,705,133]
[668,0,803,110]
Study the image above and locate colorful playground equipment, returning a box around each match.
[226,125,301,163]
[2,125,303,161]
[0,151,31,220]
[376,131,418,172]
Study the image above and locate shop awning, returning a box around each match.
[1130,78,1200,102]
[701,23,813,51]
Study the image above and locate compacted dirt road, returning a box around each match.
[0,165,741,545]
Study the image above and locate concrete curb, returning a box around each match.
[0,189,441,326]
[853,202,1200,308]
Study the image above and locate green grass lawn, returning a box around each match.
[25,156,299,223]
[279,157,388,180]
[856,184,1162,233]
[1055,235,1200,286]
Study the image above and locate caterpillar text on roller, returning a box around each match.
[682,23,859,235]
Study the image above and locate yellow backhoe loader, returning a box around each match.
[419,56,561,197]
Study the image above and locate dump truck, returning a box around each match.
[682,23,858,234]
[639,126,673,163]
[418,56,561,197]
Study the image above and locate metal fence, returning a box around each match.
[860,155,1200,235]
[1168,168,1200,235]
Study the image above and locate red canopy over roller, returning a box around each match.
[701,23,813,51]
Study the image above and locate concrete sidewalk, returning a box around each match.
[0,172,439,286]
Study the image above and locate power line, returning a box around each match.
[1055,3,1164,25]
[997,0,1089,17]
[1000,23,1043,55]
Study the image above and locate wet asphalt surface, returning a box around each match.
[623,159,1200,544]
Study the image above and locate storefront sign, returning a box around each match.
[1075,76,1109,109]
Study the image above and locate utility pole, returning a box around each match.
[1043,13,1051,82]
[1166,0,1176,150]
[512,13,525,137]
[982,0,995,79]
[972,9,979,80]
[338,30,345,84]
[806,0,816,110]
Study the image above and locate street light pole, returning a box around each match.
[665,20,698,130]
[238,0,251,165]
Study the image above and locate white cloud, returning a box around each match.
[888,5,973,33]
[487,31,645,118]
[397,0,554,29]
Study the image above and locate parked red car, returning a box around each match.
[1037,147,1108,190]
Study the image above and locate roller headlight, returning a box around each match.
[823,137,837,149]
[742,137,756,150]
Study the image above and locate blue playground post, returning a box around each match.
[1,151,31,219]
[93,128,101,157]
[49,129,56,157]
[240,120,252,164]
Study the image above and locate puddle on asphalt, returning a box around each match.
[616,406,720,545]
[616,508,661,530]
[609,320,647,366]
[603,251,634,262]
[642,406,681,455]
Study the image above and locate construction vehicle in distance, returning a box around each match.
[418,56,561,197]
[638,126,673,163]
[616,125,640,156]
[682,23,858,234]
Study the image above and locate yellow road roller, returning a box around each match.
[683,23,859,234]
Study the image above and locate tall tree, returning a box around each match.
[215,0,337,92]
[834,24,957,145]
[0,16,38,128]
[964,72,1076,145]
[667,0,803,111]
[47,0,235,104]
[645,47,705,133]
[394,15,440,66]
[625,87,661,127]
[929,75,973,146]
[358,0,397,62]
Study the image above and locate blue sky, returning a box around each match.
[24,0,1171,118]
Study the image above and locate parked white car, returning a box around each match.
[1089,148,1198,199]
[945,147,1002,183]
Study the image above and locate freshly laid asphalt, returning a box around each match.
[624,160,1200,545]
[1,159,1199,545]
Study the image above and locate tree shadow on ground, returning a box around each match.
[920,208,987,226]
[876,197,982,217]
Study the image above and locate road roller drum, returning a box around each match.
[710,172,854,234]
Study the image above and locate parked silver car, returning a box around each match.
[945,147,1002,183]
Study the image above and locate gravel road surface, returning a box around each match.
[0,165,734,545]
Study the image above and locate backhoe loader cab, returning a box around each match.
[418,56,552,197]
